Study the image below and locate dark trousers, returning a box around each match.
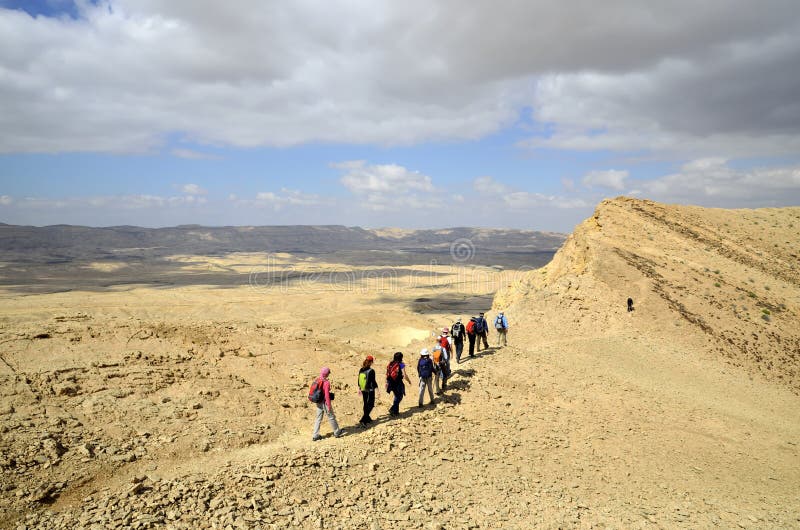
[454,340,464,362]
[477,332,489,350]
[360,390,375,423]
[468,334,476,356]
[389,384,404,415]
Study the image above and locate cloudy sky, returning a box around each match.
[1,0,799,231]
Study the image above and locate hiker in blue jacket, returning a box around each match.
[494,311,509,347]
[476,312,490,351]
[417,349,435,407]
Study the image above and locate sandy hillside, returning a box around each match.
[1,199,800,529]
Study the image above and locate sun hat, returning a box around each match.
[419,348,430,356]
[320,367,330,377]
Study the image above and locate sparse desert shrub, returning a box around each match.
[762,314,771,322]
[764,285,770,291]
[748,278,755,283]
[748,291,756,298]
[714,270,720,274]
[714,282,721,287]
[762,309,771,315]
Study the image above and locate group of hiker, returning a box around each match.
[309,311,509,440]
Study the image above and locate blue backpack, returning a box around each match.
[418,357,433,378]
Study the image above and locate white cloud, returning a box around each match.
[472,176,588,210]
[181,183,207,195]
[474,176,512,195]
[335,160,434,211]
[337,161,434,195]
[2,1,797,160]
[0,195,12,206]
[636,159,800,206]
[249,188,325,210]
[582,169,629,191]
[172,148,220,160]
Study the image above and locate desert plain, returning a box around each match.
[1,197,799,529]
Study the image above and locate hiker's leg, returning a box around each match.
[418,379,425,406]
[433,372,441,393]
[426,377,434,402]
[481,333,489,349]
[313,404,324,439]
[360,392,369,423]
[391,391,402,414]
[365,390,375,420]
[325,404,340,432]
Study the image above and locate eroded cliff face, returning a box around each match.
[495,197,800,392]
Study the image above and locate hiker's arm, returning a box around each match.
[323,380,332,410]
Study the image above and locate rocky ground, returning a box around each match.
[2,198,800,529]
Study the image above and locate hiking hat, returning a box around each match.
[498,311,504,315]
[320,367,330,377]
[479,312,485,316]
[456,318,461,322]
[365,355,374,362]
[420,348,430,356]
[441,327,449,334]
[433,345,442,351]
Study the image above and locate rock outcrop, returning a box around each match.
[495,197,800,392]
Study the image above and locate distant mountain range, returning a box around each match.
[0,223,566,263]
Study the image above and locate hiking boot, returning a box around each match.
[334,430,344,438]
[312,435,322,442]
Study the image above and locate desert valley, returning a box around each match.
[1,197,799,529]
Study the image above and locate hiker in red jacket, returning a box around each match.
[312,367,343,441]
[466,316,478,358]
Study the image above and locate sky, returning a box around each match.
[1,0,799,232]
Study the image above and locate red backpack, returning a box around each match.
[439,336,450,353]
[308,378,324,403]
[465,320,476,334]
[386,361,401,382]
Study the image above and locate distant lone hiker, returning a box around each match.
[494,311,508,347]
[627,298,634,312]
[311,367,343,441]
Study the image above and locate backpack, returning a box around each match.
[439,335,450,353]
[452,322,463,336]
[418,357,433,379]
[386,361,401,382]
[358,368,372,391]
[308,378,324,403]
[495,316,505,330]
[432,348,443,365]
[466,319,476,334]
